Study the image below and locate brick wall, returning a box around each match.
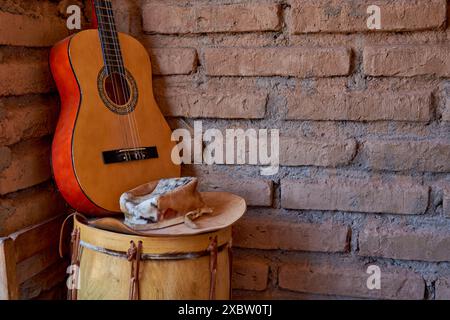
[140,0,450,300]
[2,0,450,300]
[0,0,86,299]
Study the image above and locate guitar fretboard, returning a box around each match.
[94,0,125,75]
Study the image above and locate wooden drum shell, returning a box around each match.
[74,217,232,300]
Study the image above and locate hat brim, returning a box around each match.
[86,192,246,236]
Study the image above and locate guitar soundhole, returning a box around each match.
[104,72,131,106]
[97,67,138,115]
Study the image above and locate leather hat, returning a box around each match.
[81,192,246,236]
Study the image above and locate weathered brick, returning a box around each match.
[0,139,51,195]
[443,188,450,217]
[441,97,450,122]
[0,95,59,146]
[232,259,269,291]
[0,61,53,96]
[0,146,11,171]
[359,221,450,262]
[281,178,428,215]
[204,47,351,77]
[111,0,140,34]
[143,3,281,34]
[286,91,432,122]
[198,175,273,206]
[290,0,446,34]
[436,277,450,300]
[157,90,267,119]
[0,12,69,47]
[0,186,66,237]
[279,261,425,299]
[364,139,450,172]
[149,48,197,75]
[281,136,356,167]
[364,45,450,77]
[233,216,350,252]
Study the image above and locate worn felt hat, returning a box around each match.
[83,192,246,236]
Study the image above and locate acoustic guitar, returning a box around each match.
[50,0,180,216]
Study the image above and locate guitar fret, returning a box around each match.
[94,0,126,72]
[98,20,117,26]
[103,47,120,52]
[104,55,122,60]
[99,35,118,41]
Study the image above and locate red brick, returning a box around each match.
[290,0,446,34]
[0,12,69,47]
[364,139,450,172]
[0,95,59,146]
[198,175,273,206]
[281,136,356,167]
[0,185,66,237]
[0,146,12,171]
[0,139,51,195]
[204,47,351,77]
[364,45,450,77]
[359,221,450,262]
[281,178,428,215]
[149,48,197,75]
[279,260,425,299]
[232,259,269,291]
[143,3,281,34]
[233,216,350,252]
[111,0,139,34]
[0,61,53,96]
[436,277,450,300]
[156,90,267,119]
[286,91,432,122]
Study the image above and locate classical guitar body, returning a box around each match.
[50,29,180,215]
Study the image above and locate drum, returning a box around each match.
[70,216,232,300]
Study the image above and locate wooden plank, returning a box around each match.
[0,237,19,300]
[10,215,65,263]
[19,261,67,300]
[15,244,62,284]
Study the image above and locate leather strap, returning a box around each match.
[68,227,81,300]
[127,241,143,300]
[228,239,233,299]
[207,236,218,300]
[59,212,87,300]
[59,212,88,258]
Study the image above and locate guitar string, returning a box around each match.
[101,0,138,152]
[107,0,143,155]
[98,0,138,153]
[104,0,143,157]
[105,0,142,154]
[95,1,129,152]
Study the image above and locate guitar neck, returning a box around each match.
[93,0,125,74]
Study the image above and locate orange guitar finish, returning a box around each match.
[50,31,180,216]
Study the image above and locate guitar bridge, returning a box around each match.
[102,146,158,164]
